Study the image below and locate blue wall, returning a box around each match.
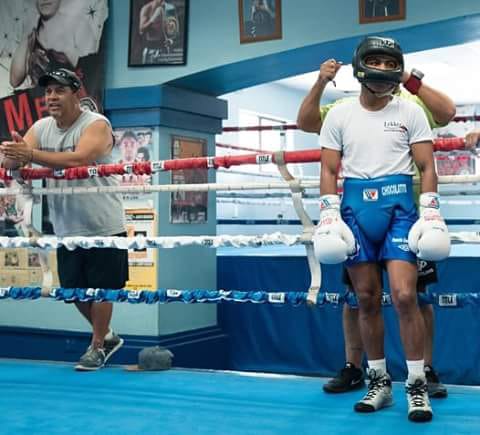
[106,1,480,94]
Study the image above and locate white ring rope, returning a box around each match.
[218,195,480,207]
[218,198,300,206]
[2,173,480,197]
[450,232,480,243]
[218,169,284,179]
[2,230,479,250]
[0,181,322,197]
[217,168,319,180]
[0,233,303,250]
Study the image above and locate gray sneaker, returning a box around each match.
[75,346,106,371]
[104,333,124,363]
[354,369,393,413]
[406,377,433,422]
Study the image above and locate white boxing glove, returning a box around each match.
[313,194,357,264]
[408,192,450,261]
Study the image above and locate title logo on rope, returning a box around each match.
[151,161,165,172]
[166,289,182,298]
[127,290,141,300]
[256,154,272,164]
[201,238,214,247]
[325,292,339,304]
[268,292,286,304]
[206,157,215,168]
[87,167,98,177]
[438,294,458,307]
[53,169,65,178]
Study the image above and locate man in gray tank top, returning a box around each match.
[0,68,128,371]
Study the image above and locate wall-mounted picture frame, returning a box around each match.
[239,0,282,44]
[359,0,406,24]
[128,0,188,66]
[170,136,208,224]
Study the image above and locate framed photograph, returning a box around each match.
[359,0,406,24]
[239,0,282,44]
[170,136,208,224]
[128,0,188,66]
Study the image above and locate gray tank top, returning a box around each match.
[34,110,125,237]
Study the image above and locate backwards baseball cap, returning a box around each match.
[125,346,174,372]
[38,68,82,91]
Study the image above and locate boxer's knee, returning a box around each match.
[391,285,417,314]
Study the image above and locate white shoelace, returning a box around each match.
[407,381,428,407]
[365,377,387,400]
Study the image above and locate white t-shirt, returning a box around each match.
[319,96,433,179]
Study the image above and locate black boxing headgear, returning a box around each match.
[352,36,404,86]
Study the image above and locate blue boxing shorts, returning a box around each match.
[341,174,418,266]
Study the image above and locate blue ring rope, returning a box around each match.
[0,287,477,308]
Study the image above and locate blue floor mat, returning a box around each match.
[0,359,478,435]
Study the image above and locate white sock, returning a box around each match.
[406,359,426,382]
[368,358,387,376]
[104,328,114,341]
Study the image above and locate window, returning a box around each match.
[238,111,292,174]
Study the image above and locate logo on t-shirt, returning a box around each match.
[363,188,378,201]
[384,121,408,133]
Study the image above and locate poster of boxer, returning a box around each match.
[238,0,282,44]
[0,0,108,138]
[170,135,208,224]
[112,126,157,208]
[128,0,188,66]
[359,0,406,24]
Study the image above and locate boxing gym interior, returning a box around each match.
[0,1,479,433]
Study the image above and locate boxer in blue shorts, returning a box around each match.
[314,36,450,422]
[342,175,417,265]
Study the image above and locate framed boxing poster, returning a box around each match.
[112,126,157,208]
[170,136,208,224]
[239,0,282,44]
[359,0,406,24]
[128,0,189,66]
[0,0,108,137]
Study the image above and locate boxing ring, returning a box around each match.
[1,134,480,433]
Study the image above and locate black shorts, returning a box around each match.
[57,232,129,292]
[342,259,438,290]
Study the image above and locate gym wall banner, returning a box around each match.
[0,0,109,138]
[125,209,157,291]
